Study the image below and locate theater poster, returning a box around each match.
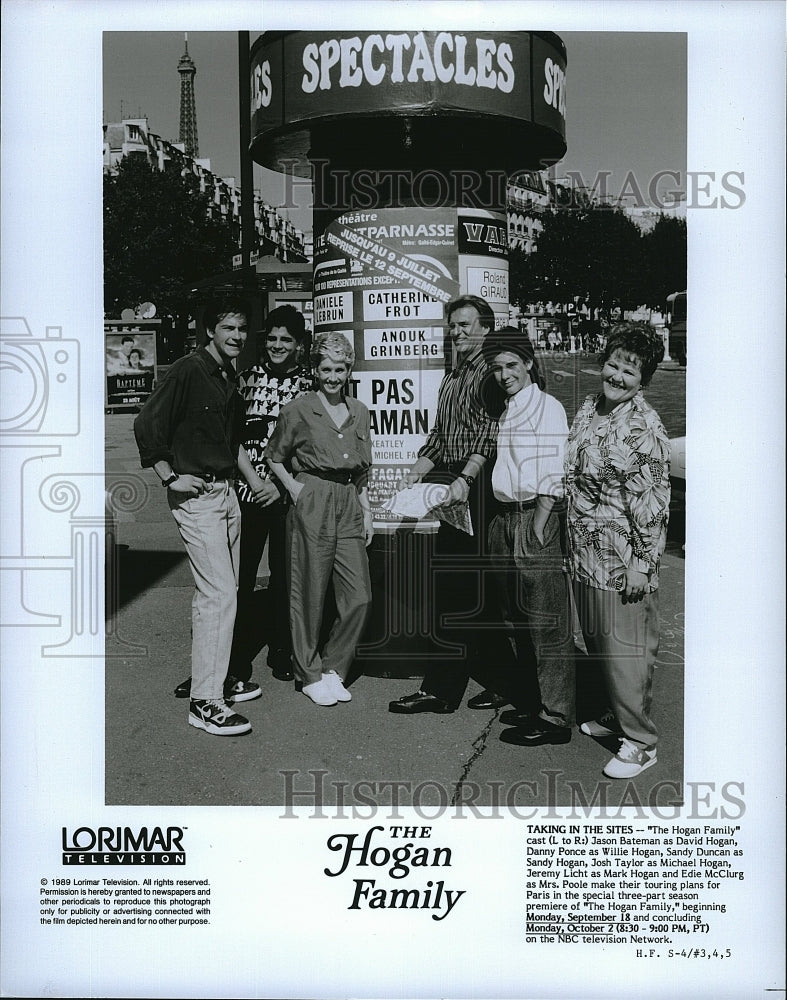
[105,329,157,408]
[1,2,784,999]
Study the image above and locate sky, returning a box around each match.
[103,29,687,236]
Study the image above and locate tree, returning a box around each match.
[509,205,644,320]
[508,244,541,309]
[103,156,238,318]
[640,214,687,309]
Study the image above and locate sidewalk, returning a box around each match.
[105,413,685,811]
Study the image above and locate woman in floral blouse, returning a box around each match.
[565,324,671,779]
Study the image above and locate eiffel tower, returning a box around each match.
[178,34,199,158]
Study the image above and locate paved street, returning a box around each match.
[105,356,685,811]
[537,350,686,437]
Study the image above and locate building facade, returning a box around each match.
[507,169,686,251]
[102,117,309,262]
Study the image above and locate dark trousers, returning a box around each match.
[420,473,503,709]
[487,506,576,725]
[228,498,290,681]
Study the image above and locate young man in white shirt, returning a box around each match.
[482,327,576,746]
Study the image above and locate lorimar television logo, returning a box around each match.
[62,827,187,866]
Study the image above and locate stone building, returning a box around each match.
[102,116,309,262]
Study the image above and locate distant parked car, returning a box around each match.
[669,436,686,550]
[669,436,686,491]
[666,290,686,366]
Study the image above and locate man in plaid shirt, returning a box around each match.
[389,295,502,715]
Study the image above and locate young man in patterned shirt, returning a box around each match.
[229,305,313,686]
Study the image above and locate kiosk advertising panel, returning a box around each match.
[314,206,457,523]
[314,206,509,523]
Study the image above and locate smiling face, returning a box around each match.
[206,312,247,366]
[315,355,350,399]
[448,305,489,361]
[600,348,643,408]
[265,325,299,370]
[491,350,533,397]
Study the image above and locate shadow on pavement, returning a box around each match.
[112,544,186,611]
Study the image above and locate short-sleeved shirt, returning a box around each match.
[234,361,312,503]
[266,391,372,489]
[133,346,244,478]
[564,392,671,592]
[418,348,497,469]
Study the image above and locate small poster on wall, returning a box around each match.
[105,329,157,408]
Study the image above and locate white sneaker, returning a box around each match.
[580,711,621,738]
[302,678,338,706]
[603,739,657,779]
[323,670,352,702]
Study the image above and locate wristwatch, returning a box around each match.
[161,472,179,488]
[457,473,475,488]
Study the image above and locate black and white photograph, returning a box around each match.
[101,26,689,809]
[1,2,784,998]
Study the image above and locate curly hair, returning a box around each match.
[310,331,355,369]
[265,304,309,346]
[601,323,665,387]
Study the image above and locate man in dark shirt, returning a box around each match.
[388,294,503,715]
[134,296,266,736]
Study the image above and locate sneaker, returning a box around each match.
[579,711,621,738]
[224,676,261,703]
[603,738,657,779]
[323,670,352,703]
[189,699,252,736]
[302,678,338,706]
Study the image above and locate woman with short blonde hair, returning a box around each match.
[266,331,374,706]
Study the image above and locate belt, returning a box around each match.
[497,497,538,512]
[301,469,354,485]
[497,498,566,513]
[202,471,232,483]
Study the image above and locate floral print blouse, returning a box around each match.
[564,392,671,592]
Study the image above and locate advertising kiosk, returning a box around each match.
[249,30,568,674]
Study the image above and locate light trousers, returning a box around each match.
[169,482,241,700]
[287,475,372,686]
[572,580,660,749]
